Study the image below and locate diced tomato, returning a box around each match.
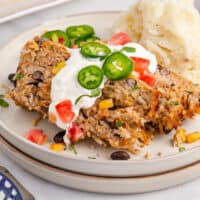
[25,129,47,145]
[130,57,150,74]
[68,124,84,143]
[58,37,64,44]
[55,100,75,123]
[139,70,155,86]
[109,32,131,45]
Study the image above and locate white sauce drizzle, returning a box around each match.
[49,43,157,130]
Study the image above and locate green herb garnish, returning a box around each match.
[0,98,9,108]
[88,156,96,160]
[179,147,186,152]
[121,46,136,53]
[75,88,101,105]
[131,85,140,91]
[185,90,193,94]
[15,73,24,80]
[116,120,123,128]
[0,94,4,98]
[49,45,54,50]
[170,101,179,106]
[69,144,78,155]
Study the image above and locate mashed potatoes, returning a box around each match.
[113,0,200,83]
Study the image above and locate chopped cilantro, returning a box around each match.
[170,101,179,106]
[88,156,96,160]
[0,98,9,108]
[179,147,186,152]
[69,144,77,155]
[131,85,140,91]
[49,45,54,50]
[185,90,193,94]
[15,73,24,80]
[116,120,123,128]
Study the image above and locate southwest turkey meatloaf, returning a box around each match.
[9,36,70,117]
[9,37,200,152]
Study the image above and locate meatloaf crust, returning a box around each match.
[10,37,70,117]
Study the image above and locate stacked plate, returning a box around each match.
[0,12,200,194]
[0,0,72,24]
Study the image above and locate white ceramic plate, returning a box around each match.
[0,12,200,177]
[1,135,200,194]
[0,0,72,24]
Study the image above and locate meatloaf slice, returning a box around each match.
[75,78,156,153]
[74,67,200,152]
[101,66,200,134]
[10,36,70,117]
[153,66,200,133]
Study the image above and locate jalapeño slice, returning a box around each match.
[102,52,133,80]
[66,25,94,39]
[75,36,100,48]
[81,42,111,59]
[78,65,103,89]
[42,30,70,47]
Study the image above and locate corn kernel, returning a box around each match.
[99,99,114,109]
[52,61,66,74]
[127,74,135,79]
[49,112,57,123]
[178,128,186,142]
[50,143,65,152]
[173,128,186,146]
[186,132,200,143]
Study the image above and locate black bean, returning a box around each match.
[126,78,137,87]
[157,64,162,70]
[41,106,48,113]
[27,82,39,87]
[163,127,172,135]
[111,151,130,160]
[32,71,43,81]
[109,105,118,111]
[144,121,158,132]
[53,130,65,143]
[109,81,115,86]
[8,73,16,83]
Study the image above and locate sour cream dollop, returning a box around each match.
[49,42,157,130]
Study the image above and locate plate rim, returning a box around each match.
[1,134,200,178]
[1,135,200,194]
[0,0,73,24]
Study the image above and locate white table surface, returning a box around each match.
[0,0,200,199]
